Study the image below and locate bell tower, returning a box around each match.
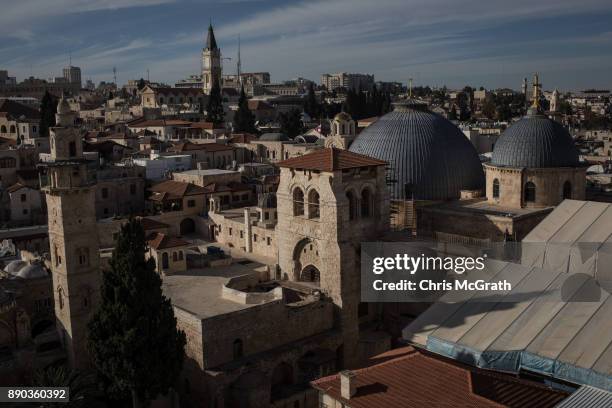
[41,95,100,369]
[202,23,222,94]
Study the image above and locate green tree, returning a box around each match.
[278,108,304,138]
[233,85,256,133]
[33,365,100,408]
[303,82,320,119]
[205,82,225,124]
[482,96,496,119]
[39,91,57,138]
[137,78,146,91]
[88,219,186,408]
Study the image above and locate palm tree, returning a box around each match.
[33,365,100,408]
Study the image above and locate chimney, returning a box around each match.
[340,370,356,399]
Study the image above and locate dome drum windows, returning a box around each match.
[492,179,500,199]
[563,181,572,200]
[524,181,536,203]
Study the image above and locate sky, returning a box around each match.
[2,0,612,91]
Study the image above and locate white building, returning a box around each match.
[133,153,192,181]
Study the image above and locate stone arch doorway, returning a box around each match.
[292,238,321,282]
[300,265,320,283]
[180,218,195,235]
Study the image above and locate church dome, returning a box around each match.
[334,112,352,122]
[16,263,48,279]
[348,101,484,200]
[491,111,580,168]
[4,260,27,275]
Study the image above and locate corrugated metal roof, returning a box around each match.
[403,200,612,392]
[555,386,612,408]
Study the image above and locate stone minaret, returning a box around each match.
[202,23,221,94]
[41,95,100,369]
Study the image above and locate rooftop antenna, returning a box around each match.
[237,34,242,83]
[409,78,413,98]
[531,72,541,110]
[69,51,72,67]
[147,68,150,82]
[113,66,117,85]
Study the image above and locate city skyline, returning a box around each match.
[2,0,612,90]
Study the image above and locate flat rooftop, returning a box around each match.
[162,260,269,320]
[178,169,239,176]
[423,198,553,219]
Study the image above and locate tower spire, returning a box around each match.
[237,34,242,83]
[531,72,541,110]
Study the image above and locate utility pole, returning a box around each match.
[237,34,242,85]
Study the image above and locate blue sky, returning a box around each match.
[2,0,612,91]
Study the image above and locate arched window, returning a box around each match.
[0,125,6,133]
[563,181,572,199]
[361,188,372,217]
[293,187,304,216]
[9,125,15,133]
[178,251,184,261]
[57,287,64,310]
[172,252,178,262]
[492,179,500,198]
[69,141,77,157]
[307,189,320,219]
[524,182,536,203]
[233,339,243,359]
[346,191,357,220]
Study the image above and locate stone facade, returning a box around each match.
[276,163,389,368]
[484,164,586,208]
[41,99,101,370]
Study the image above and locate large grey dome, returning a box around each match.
[491,112,580,168]
[16,263,48,279]
[349,103,484,200]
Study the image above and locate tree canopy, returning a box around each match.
[88,219,186,407]
[303,83,321,119]
[233,86,256,133]
[39,91,57,138]
[278,108,304,138]
[205,82,225,125]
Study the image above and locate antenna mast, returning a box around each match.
[237,34,242,84]
[113,66,117,85]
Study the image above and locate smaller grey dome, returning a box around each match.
[334,112,352,122]
[5,260,27,274]
[259,133,289,142]
[258,192,277,209]
[16,263,48,279]
[491,111,580,168]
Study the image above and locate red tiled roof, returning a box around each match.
[7,183,28,193]
[188,121,225,130]
[358,116,379,124]
[247,100,273,110]
[229,133,258,144]
[170,142,234,153]
[129,119,192,128]
[277,147,387,172]
[138,217,170,231]
[203,182,251,193]
[311,347,568,408]
[147,232,190,250]
[149,180,207,200]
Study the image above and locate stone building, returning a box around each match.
[324,112,355,150]
[39,96,101,369]
[484,98,586,209]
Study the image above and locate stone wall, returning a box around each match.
[485,164,586,208]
